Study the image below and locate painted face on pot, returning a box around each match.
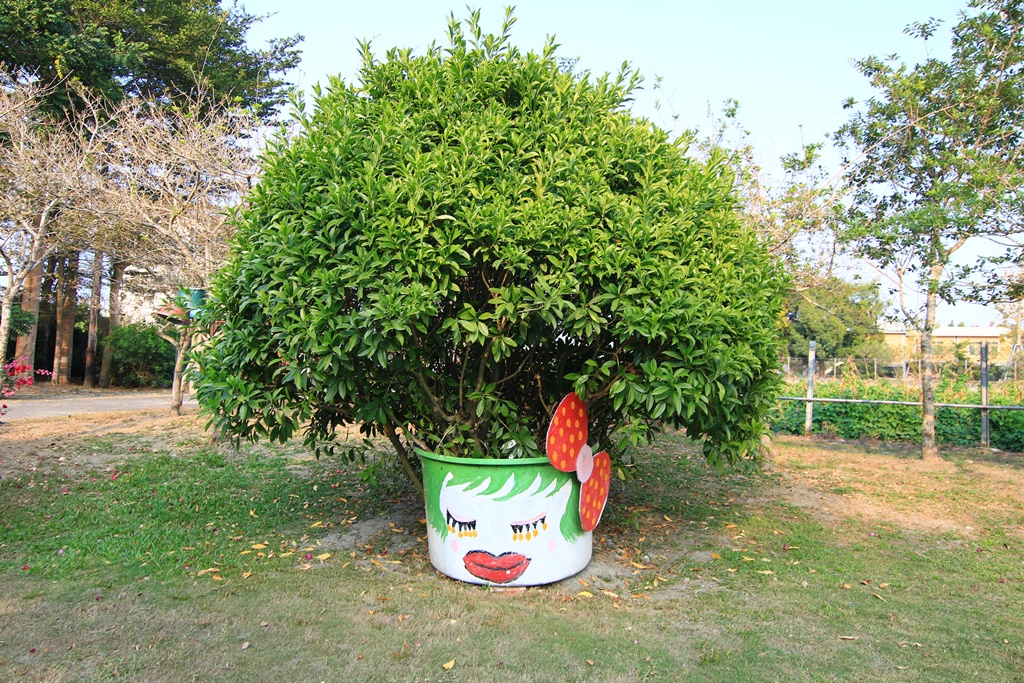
[427,467,589,585]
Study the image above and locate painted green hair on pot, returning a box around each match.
[422,457,583,543]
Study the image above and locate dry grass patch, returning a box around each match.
[770,434,1024,537]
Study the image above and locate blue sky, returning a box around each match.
[241,1,999,327]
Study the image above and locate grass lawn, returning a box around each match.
[1,410,1023,682]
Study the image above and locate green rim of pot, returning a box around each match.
[415,449,552,467]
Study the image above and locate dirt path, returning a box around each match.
[2,389,197,421]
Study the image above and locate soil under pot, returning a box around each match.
[419,451,592,586]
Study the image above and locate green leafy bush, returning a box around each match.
[3,304,36,338]
[774,379,1024,452]
[103,323,175,388]
[195,11,787,470]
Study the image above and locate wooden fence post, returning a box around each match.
[805,341,816,436]
[981,342,990,448]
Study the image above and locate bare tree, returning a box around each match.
[0,76,97,364]
[2,72,258,402]
[695,101,846,291]
[86,96,259,410]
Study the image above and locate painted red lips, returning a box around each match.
[462,550,530,583]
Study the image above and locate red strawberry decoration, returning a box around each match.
[546,393,610,532]
[546,393,587,472]
[580,450,610,532]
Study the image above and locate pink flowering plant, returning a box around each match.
[0,357,47,418]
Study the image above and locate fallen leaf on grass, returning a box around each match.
[310,521,324,528]
[630,562,651,569]
[838,636,859,641]
[726,568,738,573]
[601,590,619,599]
[586,659,595,666]
[260,621,268,627]
[239,550,251,555]
[756,570,774,575]
[242,572,252,579]
[872,593,886,602]
[251,544,266,550]
[710,553,721,560]
[442,658,455,670]
[879,583,890,588]
[577,591,594,598]
[316,553,331,561]
[241,642,250,650]
[249,509,257,518]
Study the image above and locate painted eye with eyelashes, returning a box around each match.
[446,510,478,538]
[510,513,548,542]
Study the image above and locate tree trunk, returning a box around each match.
[99,259,124,388]
[36,255,59,377]
[13,261,44,370]
[51,255,67,383]
[920,266,941,461]
[84,251,103,388]
[170,331,193,416]
[0,289,18,365]
[53,253,80,386]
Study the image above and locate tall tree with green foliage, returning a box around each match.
[784,277,885,358]
[0,0,302,118]
[836,0,1024,460]
[195,10,787,487]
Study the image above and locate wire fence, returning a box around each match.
[782,356,1024,383]
[780,342,1023,448]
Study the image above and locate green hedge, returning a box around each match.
[102,323,175,388]
[773,380,1024,452]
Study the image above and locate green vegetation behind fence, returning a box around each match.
[773,379,1024,451]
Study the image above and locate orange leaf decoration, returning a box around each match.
[580,451,610,532]
[546,393,588,472]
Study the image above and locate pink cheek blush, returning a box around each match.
[450,539,459,552]
[548,540,557,553]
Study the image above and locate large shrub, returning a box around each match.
[195,12,787,472]
[103,323,175,388]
